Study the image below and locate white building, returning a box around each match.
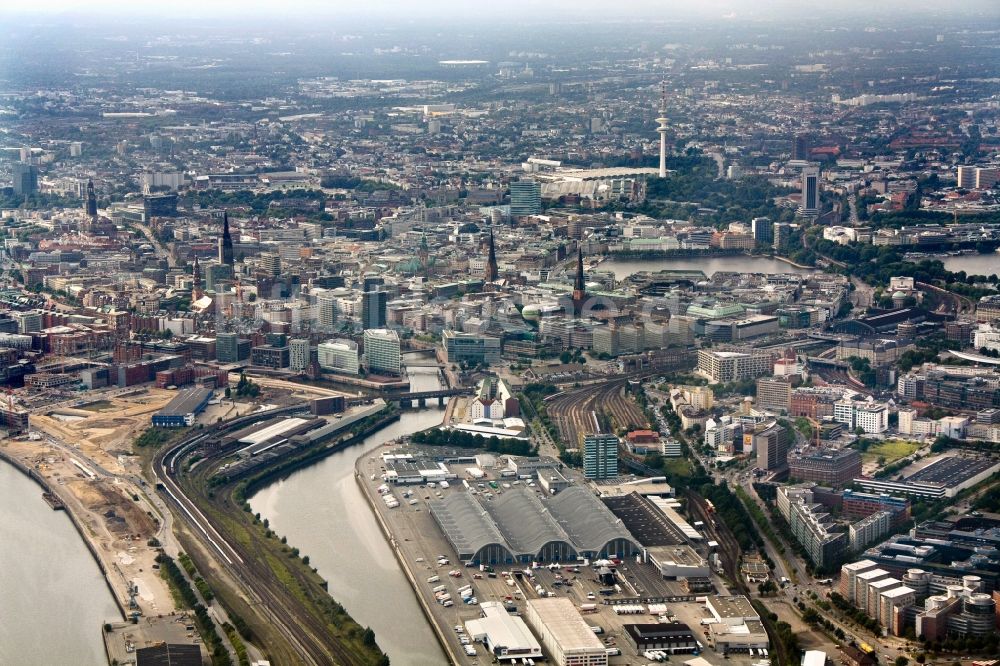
[524,597,608,666]
[834,399,888,434]
[317,339,360,375]
[363,328,401,376]
[465,601,542,661]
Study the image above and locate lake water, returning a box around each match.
[0,461,120,666]
[601,255,815,281]
[249,366,448,666]
[939,253,1000,277]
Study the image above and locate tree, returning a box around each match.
[896,657,909,666]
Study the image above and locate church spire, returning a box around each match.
[484,227,499,285]
[192,254,202,299]
[219,212,234,266]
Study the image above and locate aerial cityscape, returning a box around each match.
[2,1,1000,665]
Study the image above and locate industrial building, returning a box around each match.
[622,622,698,654]
[429,486,638,565]
[465,601,543,662]
[151,387,213,427]
[524,597,608,666]
[705,596,770,655]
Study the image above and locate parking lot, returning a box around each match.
[360,448,762,666]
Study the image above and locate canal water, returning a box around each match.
[0,461,120,666]
[249,366,448,665]
[602,255,815,281]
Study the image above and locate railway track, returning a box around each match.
[152,408,378,666]
[545,379,648,446]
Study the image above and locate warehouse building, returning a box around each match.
[623,622,698,654]
[429,486,638,565]
[525,597,608,666]
[151,387,212,427]
[465,601,543,662]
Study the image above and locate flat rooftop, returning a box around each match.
[158,387,212,416]
[906,456,997,487]
[527,597,606,652]
[707,596,759,621]
[603,493,685,547]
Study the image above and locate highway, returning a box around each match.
[151,404,377,666]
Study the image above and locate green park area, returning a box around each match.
[861,439,920,465]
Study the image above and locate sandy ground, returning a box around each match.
[5,389,183,620]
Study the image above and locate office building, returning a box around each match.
[288,338,311,372]
[509,179,542,217]
[317,292,338,331]
[957,166,976,189]
[756,377,791,412]
[361,289,388,329]
[363,328,401,376]
[792,134,810,160]
[584,432,619,480]
[753,421,789,471]
[751,217,773,246]
[773,222,792,249]
[12,163,38,195]
[143,193,178,218]
[317,339,360,375]
[250,344,289,369]
[800,165,819,216]
[788,448,862,486]
[216,332,249,363]
[443,330,501,366]
[696,349,774,383]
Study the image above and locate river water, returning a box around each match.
[601,255,815,281]
[249,366,448,665]
[0,461,120,666]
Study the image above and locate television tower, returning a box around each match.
[656,82,669,178]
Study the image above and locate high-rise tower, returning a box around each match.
[484,227,499,285]
[656,82,669,178]
[800,165,820,217]
[572,247,586,315]
[85,179,98,217]
[219,212,234,267]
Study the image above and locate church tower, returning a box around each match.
[219,212,234,267]
[484,227,499,286]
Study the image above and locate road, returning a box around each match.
[133,221,177,268]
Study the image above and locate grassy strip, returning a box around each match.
[222,623,250,666]
[735,486,786,556]
[156,553,233,666]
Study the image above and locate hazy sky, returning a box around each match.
[7,0,999,20]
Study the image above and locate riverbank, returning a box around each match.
[355,458,461,666]
[0,446,128,623]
